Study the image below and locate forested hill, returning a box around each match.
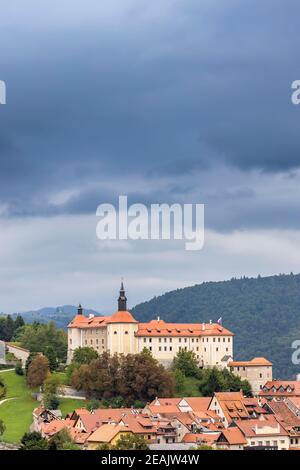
[132,273,300,380]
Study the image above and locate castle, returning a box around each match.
[67,283,234,368]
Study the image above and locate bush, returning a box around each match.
[0,378,6,400]
[15,361,24,376]
[20,432,49,450]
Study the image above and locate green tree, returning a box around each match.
[114,434,149,450]
[86,398,101,411]
[15,361,24,376]
[73,347,99,365]
[48,428,74,450]
[172,350,199,377]
[25,352,38,376]
[43,374,62,409]
[15,321,67,362]
[44,346,58,372]
[20,431,49,450]
[173,368,185,393]
[71,350,175,403]
[96,443,111,450]
[197,367,252,397]
[27,354,49,389]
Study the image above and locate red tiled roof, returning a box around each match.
[229,357,272,367]
[107,310,138,324]
[235,415,288,438]
[68,315,110,329]
[213,392,249,423]
[183,397,211,412]
[217,428,247,445]
[182,432,220,445]
[136,320,234,337]
[259,381,300,397]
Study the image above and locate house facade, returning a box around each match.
[67,283,234,367]
[228,358,273,395]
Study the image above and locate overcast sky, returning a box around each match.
[1,0,300,313]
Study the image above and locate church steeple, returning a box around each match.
[118,281,127,311]
[77,304,83,315]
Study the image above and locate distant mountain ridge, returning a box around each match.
[7,273,300,379]
[10,306,101,330]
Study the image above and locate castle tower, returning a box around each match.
[107,283,138,354]
[118,281,127,311]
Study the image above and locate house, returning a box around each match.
[32,407,62,432]
[67,283,234,368]
[144,396,211,416]
[215,428,247,450]
[228,357,272,395]
[235,415,289,450]
[182,432,221,448]
[86,424,133,450]
[72,408,139,434]
[259,381,300,399]
[264,400,300,449]
[208,392,249,428]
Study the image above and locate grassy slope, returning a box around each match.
[174,376,200,397]
[0,371,36,443]
[0,370,89,443]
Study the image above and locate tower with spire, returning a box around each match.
[118,281,127,311]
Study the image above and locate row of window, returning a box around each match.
[143,336,231,343]
[145,345,230,353]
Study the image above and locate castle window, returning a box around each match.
[223,338,225,342]
[179,338,182,343]
[164,338,167,343]
[213,338,215,342]
[114,331,117,335]
[218,338,220,342]
[149,347,152,351]
[144,338,146,342]
[192,339,194,343]
[228,338,230,342]
[96,339,98,344]
[159,347,161,351]
[125,331,129,335]
[216,348,218,352]
[170,347,172,351]
[184,338,187,343]
[164,347,167,351]
[169,338,172,343]
[149,338,152,343]
[159,338,162,343]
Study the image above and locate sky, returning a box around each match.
[0,0,300,313]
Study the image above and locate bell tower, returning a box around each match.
[118,281,127,311]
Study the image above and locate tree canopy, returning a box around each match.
[14,321,67,362]
[71,350,175,403]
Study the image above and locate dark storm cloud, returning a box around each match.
[0,0,300,228]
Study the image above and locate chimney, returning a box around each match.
[202,323,205,331]
[89,313,94,320]
[77,304,83,315]
[157,316,160,322]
